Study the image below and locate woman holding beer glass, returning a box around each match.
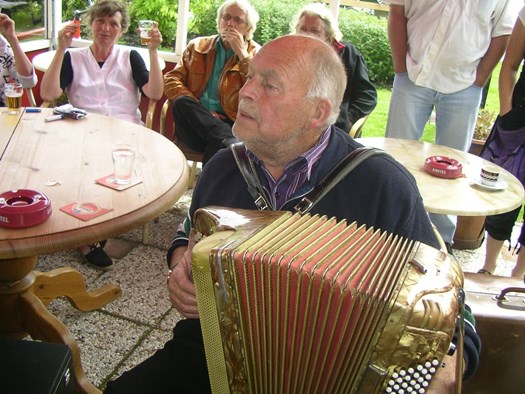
[0,13,37,108]
[41,0,163,124]
[40,0,163,269]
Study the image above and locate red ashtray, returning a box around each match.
[0,189,52,228]
[424,156,463,179]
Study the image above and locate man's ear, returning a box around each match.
[310,98,332,129]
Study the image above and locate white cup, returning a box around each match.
[112,143,135,185]
[480,164,500,187]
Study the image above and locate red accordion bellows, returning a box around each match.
[192,207,462,394]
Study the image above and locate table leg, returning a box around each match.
[19,291,101,394]
[1,257,122,394]
[33,267,121,310]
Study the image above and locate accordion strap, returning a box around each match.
[294,146,386,214]
[231,142,386,214]
[231,143,273,210]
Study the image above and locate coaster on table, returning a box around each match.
[60,202,112,221]
[96,174,143,191]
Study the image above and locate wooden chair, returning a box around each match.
[349,114,369,138]
[25,88,37,107]
[160,98,204,187]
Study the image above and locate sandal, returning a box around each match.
[82,241,113,271]
[477,269,492,275]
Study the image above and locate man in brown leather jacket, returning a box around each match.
[164,0,260,164]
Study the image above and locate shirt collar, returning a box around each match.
[247,126,332,182]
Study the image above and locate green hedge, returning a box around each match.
[61,0,394,86]
[339,9,393,86]
[189,1,394,86]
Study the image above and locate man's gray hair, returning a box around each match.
[290,2,343,44]
[216,0,260,41]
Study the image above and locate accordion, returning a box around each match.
[191,207,464,393]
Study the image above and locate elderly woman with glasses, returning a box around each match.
[291,3,377,133]
[164,0,260,164]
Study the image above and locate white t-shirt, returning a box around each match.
[385,0,520,93]
[0,35,37,105]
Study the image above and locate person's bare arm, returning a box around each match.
[498,19,525,115]
[40,23,76,102]
[475,35,510,88]
[388,5,408,73]
[141,22,164,100]
[0,13,34,79]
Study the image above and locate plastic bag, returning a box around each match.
[53,104,87,120]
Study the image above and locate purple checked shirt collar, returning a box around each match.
[246,127,331,209]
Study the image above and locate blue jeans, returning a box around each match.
[386,73,483,244]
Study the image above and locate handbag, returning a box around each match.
[480,116,525,187]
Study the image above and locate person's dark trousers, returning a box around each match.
[104,319,211,394]
[172,96,237,165]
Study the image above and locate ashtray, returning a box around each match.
[424,156,463,179]
[0,189,52,228]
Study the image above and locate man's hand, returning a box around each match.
[220,27,248,60]
[167,231,199,318]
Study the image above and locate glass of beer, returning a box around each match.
[138,20,154,45]
[4,83,23,115]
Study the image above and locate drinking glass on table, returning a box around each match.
[112,143,135,185]
[3,83,23,115]
[138,20,154,45]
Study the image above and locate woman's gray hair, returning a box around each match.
[290,2,343,44]
[304,36,346,126]
[216,0,259,41]
[85,0,130,33]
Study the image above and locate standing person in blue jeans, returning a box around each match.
[479,6,525,278]
[384,0,519,252]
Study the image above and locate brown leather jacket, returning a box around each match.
[164,35,260,121]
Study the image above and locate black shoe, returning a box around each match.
[83,242,113,270]
[477,269,492,275]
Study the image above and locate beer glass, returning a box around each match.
[4,83,23,115]
[138,20,154,45]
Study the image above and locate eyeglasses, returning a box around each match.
[221,13,247,25]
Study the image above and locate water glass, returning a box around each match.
[112,143,135,185]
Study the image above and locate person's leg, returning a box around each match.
[511,220,525,278]
[434,85,483,151]
[481,207,521,275]
[480,235,504,274]
[172,96,236,162]
[430,85,483,244]
[385,72,435,140]
[104,319,211,394]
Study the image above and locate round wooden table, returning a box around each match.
[0,108,188,393]
[356,137,524,216]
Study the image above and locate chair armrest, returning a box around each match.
[160,98,172,138]
[145,98,157,129]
